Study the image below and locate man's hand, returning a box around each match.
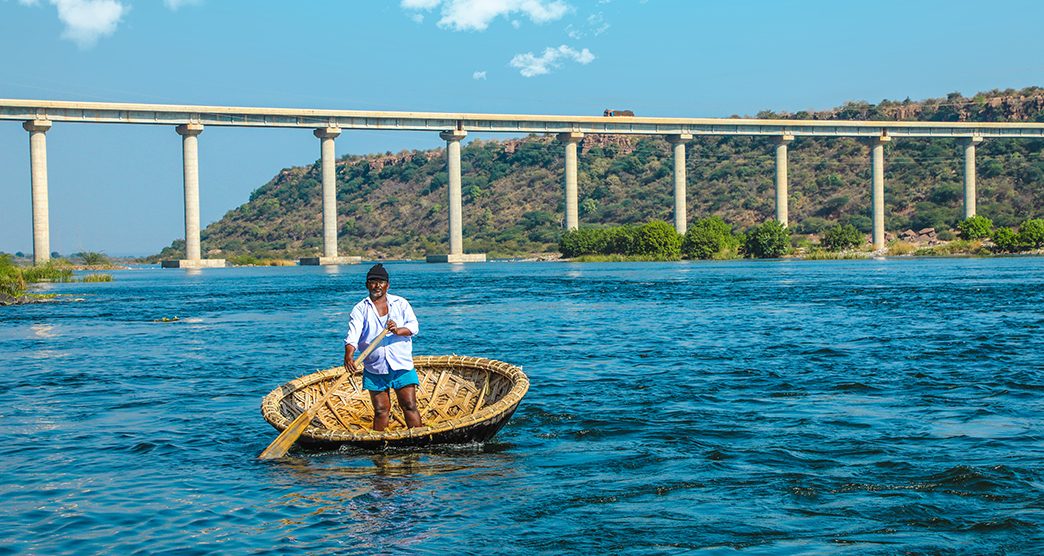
[386,319,398,335]
[344,347,357,373]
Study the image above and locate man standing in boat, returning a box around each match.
[343,263,423,431]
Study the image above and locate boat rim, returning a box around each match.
[260,355,530,443]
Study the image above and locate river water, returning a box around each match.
[0,258,1042,554]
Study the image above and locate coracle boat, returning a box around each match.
[261,355,529,450]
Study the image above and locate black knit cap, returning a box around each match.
[366,263,389,282]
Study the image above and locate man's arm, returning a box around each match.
[344,344,357,372]
[343,304,364,371]
[385,299,418,337]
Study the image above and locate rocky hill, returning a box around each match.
[156,87,1044,260]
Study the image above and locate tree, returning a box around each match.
[821,224,864,251]
[992,227,1021,252]
[957,215,993,240]
[559,228,606,257]
[1019,218,1044,248]
[629,220,681,259]
[683,216,739,259]
[744,220,790,258]
[77,251,111,266]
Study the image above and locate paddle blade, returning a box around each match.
[258,409,316,459]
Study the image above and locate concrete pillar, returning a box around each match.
[23,120,52,265]
[426,130,485,263]
[668,134,692,235]
[163,124,224,268]
[559,132,584,230]
[299,128,360,266]
[774,135,795,227]
[962,137,983,219]
[869,136,891,250]
[178,124,203,261]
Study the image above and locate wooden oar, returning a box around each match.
[259,328,390,459]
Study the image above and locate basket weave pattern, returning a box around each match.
[261,355,529,445]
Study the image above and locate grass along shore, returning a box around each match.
[1,256,113,305]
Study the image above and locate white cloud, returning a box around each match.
[52,0,127,48]
[566,12,608,39]
[401,0,569,31]
[164,0,202,10]
[410,12,424,23]
[510,44,594,77]
[473,71,487,80]
[18,0,42,6]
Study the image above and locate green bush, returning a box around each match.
[683,216,740,259]
[957,215,993,240]
[992,227,1021,252]
[744,220,790,258]
[20,261,74,283]
[0,254,26,298]
[605,225,639,255]
[1019,218,1044,248]
[821,224,864,251]
[559,227,607,257]
[629,220,681,259]
[77,251,111,266]
[228,254,263,266]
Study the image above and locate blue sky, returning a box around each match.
[1,0,1042,255]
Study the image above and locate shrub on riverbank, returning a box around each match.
[559,221,681,259]
[991,218,1044,252]
[20,261,74,283]
[821,224,864,251]
[683,216,741,259]
[76,251,111,266]
[631,220,682,260]
[743,221,791,258]
[0,255,26,298]
[0,256,115,303]
[1020,218,1044,248]
[957,215,993,240]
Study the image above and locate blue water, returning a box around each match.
[1,258,1042,554]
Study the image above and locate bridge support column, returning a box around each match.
[668,134,692,234]
[301,127,360,266]
[775,135,794,227]
[869,136,891,250]
[164,124,224,268]
[559,132,584,230]
[427,130,485,263]
[962,137,983,220]
[23,120,52,265]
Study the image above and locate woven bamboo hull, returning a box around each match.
[261,355,529,450]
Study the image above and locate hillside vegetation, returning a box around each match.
[155,87,1044,260]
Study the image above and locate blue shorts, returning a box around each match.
[362,368,420,392]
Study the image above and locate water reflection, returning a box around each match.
[262,449,520,551]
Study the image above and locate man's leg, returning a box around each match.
[369,389,391,431]
[395,385,422,428]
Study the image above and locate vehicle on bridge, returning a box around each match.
[603,109,636,117]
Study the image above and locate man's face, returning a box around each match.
[367,279,389,300]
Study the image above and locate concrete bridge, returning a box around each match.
[4,98,1044,266]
